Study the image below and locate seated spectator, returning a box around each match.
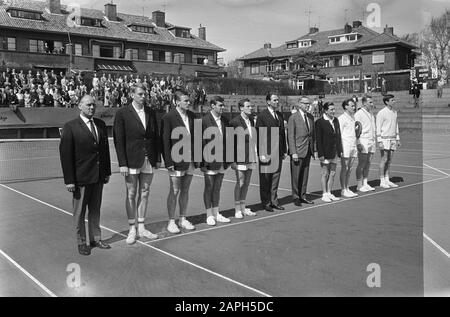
[24,89,31,108]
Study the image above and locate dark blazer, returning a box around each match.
[160,108,197,171]
[113,104,161,169]
[256,108,287,159]
[201,111,230,170]
[59,116,111,186]
[287,111,315,158]
[229,114,256,165]
[315,116,343,160]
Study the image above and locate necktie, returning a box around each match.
[303,113,310,132]
[88,120,98,143]
[273,111,279,125]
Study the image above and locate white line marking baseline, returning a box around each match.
[0,248,57,297]
[0,184,271,298]
[423,233,450,259]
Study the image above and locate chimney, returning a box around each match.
[344,23,352,33]
[198,24,206,41]
[384,25,394,35]
[352,20,362,28]
[263,43,271,49]
[46,0,61,14]
[152,10,165,28]
[309,27,319,34]
[105,3,117,21]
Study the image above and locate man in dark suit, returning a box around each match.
[287,96,315,207]
[315,102,343,203]
[113,84,161,245]
[161,90,197,234]
[201,96,230,226]
[256,93,287,212]
[59,95,111,256]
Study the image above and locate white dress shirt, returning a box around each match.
[132,103,146,130]
[80,114,98,139]
[177,107,190,134]
[210,111,222,134]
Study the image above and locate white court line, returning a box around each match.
[423,233,450,259]
[423,164,450,177]
[0,248,57,297]
[0,184,271,298]
[146,175,450,244]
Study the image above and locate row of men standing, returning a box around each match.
[59,86,399,255]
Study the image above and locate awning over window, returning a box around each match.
[94,59,136,72]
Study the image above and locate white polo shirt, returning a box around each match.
[376,106,399,142]
[338,112,356,146]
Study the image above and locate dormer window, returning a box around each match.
[329,33,360,44]
[8,9,42,20]
[299,40,312,47]
[287,42,298,49]
[169,27,191,38]
[130,25,154,34]
[81,17,103,27]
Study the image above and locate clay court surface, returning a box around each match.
[0,131,449,297]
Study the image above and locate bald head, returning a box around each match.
[78,95,96,119]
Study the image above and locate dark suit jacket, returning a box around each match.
[160,108,197,171]
[229,114,256,165]
[315,116,343,160]
[256,108,287,159]
[287,111,315,158]
[201,111,230,170]
[59,116,111,186]
[113,104,161,169]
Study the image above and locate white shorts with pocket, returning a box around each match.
[342,142,358,158]
[358,138,376,154]
[204,165,226,175]
[322,155,338,165]
[129,157,153,174]
[380,139,397,151]
[168,162,195,177]
[236,163,257,171]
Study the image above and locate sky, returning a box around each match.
[61,0,450,63]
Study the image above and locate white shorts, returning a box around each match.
[168,163,195,177]
[237,163,256,171]
[204,166,226,175]
[129,157,153,174]
[342,142,358,158]
[380,139,397,151]
[358,139,376,154]
[322,155,338,165]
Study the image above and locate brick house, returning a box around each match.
[0,0,226,77]
[238,21,419,93]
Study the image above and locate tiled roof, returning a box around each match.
[239,25,415,61]
[357,32,417,49]
[0,0,225,52]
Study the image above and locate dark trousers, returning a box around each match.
[290,154,311,200]
[73,182,104,245]
[259,157,283,206]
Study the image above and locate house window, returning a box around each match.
[165,51,172,63]
[300,41,311,47]
[9,9,41,20]
[251,63,260,75]
[372,51,385,64]
[29,39,44,53]
[92,44,100,57]
[54,41,63,53]
[114,47,121,59]
[131,25,154,33]
[7,37,16,51]
[131,49,139,60]
[329,37,341,43]
[181,30,190,38]
[345,34,357,41]
[74,43,82,56]
[342,55,350,66]
[287,42,298,49]
[175,53,185,64]
[81,17,102,27]
[260,61,268,73]
[147,50,153,61]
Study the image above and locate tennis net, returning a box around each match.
[0,138,117,183]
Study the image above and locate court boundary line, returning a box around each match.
[0,183,272,298]
[423,164,450,177]
[0,248,57,297]
[423,233,450,259]
[145,175,450,244]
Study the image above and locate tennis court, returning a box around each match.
[0,130,448,296]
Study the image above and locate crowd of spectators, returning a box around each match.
[0,68,208,110]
